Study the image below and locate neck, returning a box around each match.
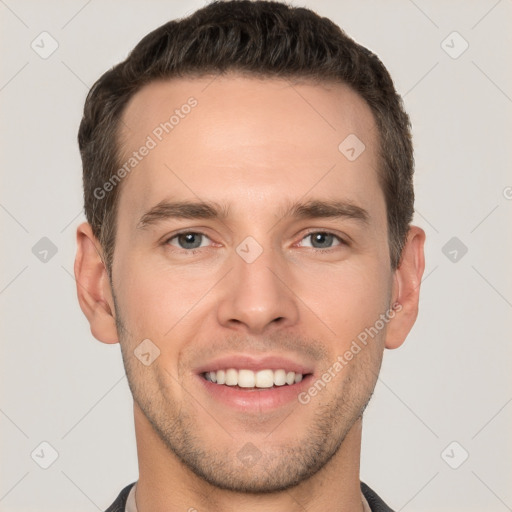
[133,402,365,512]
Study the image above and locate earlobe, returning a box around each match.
[74,222,119,344]
[385,225,426,350]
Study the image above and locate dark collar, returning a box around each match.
[104,481,394,511]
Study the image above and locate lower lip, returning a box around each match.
[197,374,313,412]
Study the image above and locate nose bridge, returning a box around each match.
[216,235,299,333]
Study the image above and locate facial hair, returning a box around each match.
[113,290,384,494]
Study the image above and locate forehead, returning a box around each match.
[116,74,381,222]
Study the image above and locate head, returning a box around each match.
[75,0,425,496]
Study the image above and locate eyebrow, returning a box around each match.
[137,198,369,230]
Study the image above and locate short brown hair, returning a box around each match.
[78,0,414,273]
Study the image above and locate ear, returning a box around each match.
[74,222,118,344]
[385,225,426,349]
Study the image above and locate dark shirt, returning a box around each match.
[105,481,394,511]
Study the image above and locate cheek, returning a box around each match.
[114,252,216,337]
[294,257,391,345]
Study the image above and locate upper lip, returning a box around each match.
[194,354,314,375]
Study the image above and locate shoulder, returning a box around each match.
[104,482,136,512]
[361,481,395,512]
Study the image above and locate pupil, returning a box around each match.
[179,233,201,249]
[313,232,332,248]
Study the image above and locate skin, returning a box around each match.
[75,74,425,512]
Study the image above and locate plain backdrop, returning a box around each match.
[1,1,511,511]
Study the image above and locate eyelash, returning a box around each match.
[163,230,348,255]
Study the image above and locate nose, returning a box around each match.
[216,241,300,335]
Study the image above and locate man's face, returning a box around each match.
[112,75,394,492]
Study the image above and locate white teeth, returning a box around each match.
[273,369,286,386]
[255,369,274,388]
[238,369,255,388]
[216,369,226,384]
[225,368,238,386]
[204,368,305,388]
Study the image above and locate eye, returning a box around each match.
[299,231,345,250]
[166,232,212,251]
[163,230,346,254]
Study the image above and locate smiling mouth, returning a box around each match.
[201,368,312,389]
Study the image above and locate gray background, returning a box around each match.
[1,0,511,510]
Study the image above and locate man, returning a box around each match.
[74,1,425,510]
